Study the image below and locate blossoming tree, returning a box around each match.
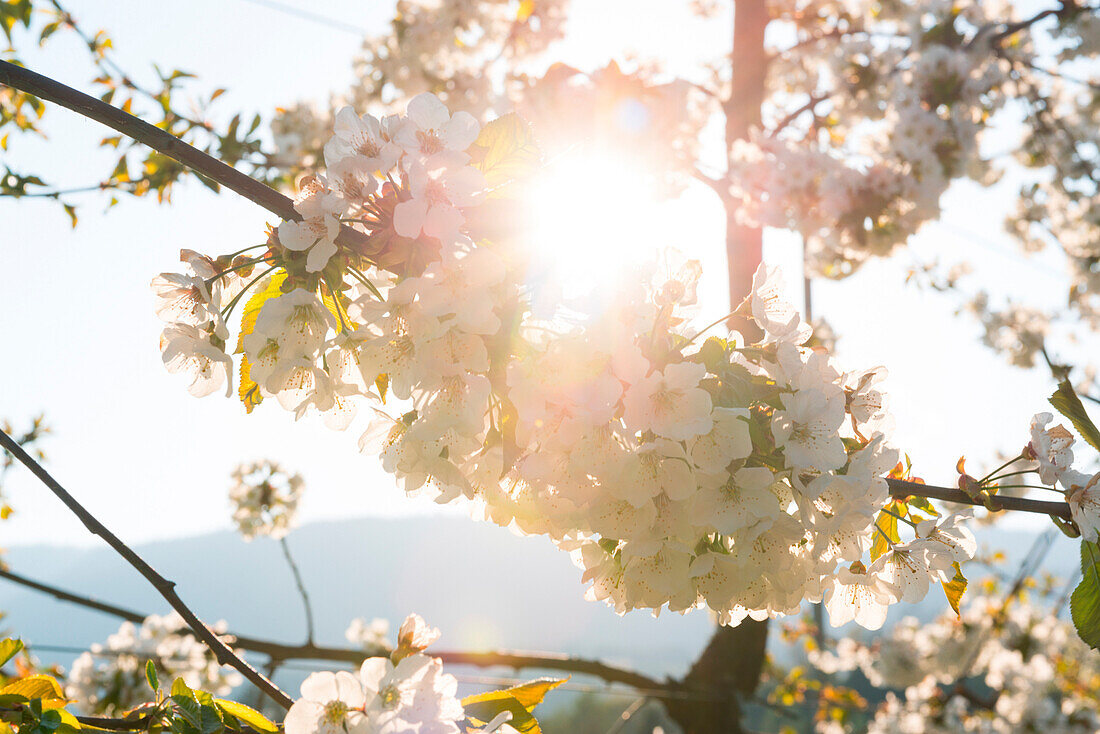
[2,0,1100,732]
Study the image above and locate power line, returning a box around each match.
[234,0,369,36]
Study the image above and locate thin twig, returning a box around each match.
[278,537,315,645]
[0,428,294,710]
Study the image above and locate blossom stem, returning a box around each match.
[979,454,1026,484]
[877,505,917,528]
[990,483,1063,492]
[221,265,280,321]
[0,428,294,710]
[347,266,384,301]
[983,469,1036,484]
[278,537,315,645]
[872,522,897,547]
[206,256,274,287]
[682,310,740,349]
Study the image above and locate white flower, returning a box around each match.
[413,247,505,335]
[393,154,486,243]
[395,92,481,162]
[324,106,401,175]
[691,466,782,535]
[278,216,340,273]
[771,388,847,471]
[284,671,368,734]
[1027,412,1075,486]
[397,613,442,654]
[689,407,752,475]
[844,366,890,431]
[278,177,344,273]
[359,653,463,734]
[914,512,977,564]
[159,324,233,398]
[622,361,713,440]
[1064,470,1100,542]
[749,264,812,345]
[151,272,227,338]
[824,563,901,630]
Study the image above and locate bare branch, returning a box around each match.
[0,428,294,710]
[0,564,666,693]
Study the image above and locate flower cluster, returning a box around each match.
[154,94,972,629]
[345,617,391,655]
[228,460,304,541]
[285,614,464,734]
[1025,411,1100,541]
[808,593,1100,733]
[67,613,241,715]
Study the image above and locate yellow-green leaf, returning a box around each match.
[942,562,967,616]
[461,692,539,734]
[0,639,22,667]
[234,270,287,413]
[1,675,65,701]
[470,113,541,190]
[493,678,566,711]
[870,501,904,562]
[214,699,277,733]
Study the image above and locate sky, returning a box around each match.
[0,0,1083,551]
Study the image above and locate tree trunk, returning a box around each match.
[724,0,770,338]
[665,619,770,733]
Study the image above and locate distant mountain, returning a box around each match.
[0,515,1078,724]
[0,516,716,683]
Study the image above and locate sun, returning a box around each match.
[518,147,728,321]
[522,150,666,300]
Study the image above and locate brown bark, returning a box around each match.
[724,0,770,339]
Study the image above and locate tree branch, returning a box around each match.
[887,478,1071,520]
[0,563,666,693]
[0,428,294,710]
[0,61,368,251]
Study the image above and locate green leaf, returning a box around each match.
[145,660,159,692]
[198,704,223,734]
[1,675,65,700]
[469,113,541,190]
[234,270,287,413]
[1050,379,1100,452]
[0,639,23,667]
[171,695,201,729]
[696,337,729,374]
[213,701,277,734]
[941,561,967,616]
[1071,540,1100,649]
